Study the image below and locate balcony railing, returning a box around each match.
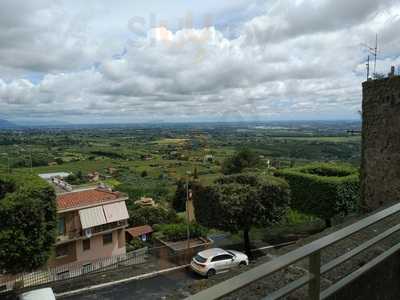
[90,220,128,235]
[56,220,128,243]
[186,202,400,300]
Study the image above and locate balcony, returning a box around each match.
[56,220,128,244]
[90,220,128,235]
[186,202,400,300]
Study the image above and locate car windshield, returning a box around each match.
[194,254,207,263]
[226,251,236,257]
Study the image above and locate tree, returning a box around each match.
[278,163,360,227]
[54,158,64,165]
[127,204,178,227]
[172,179,187,212]
[0,174,57,274]
[222,148,260,174]
[193,167,199,180]
[193,173,290,257]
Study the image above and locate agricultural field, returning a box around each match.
[0,120,361,207]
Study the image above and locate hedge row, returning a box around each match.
[277,163,360,226]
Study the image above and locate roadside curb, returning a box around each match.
[55,264,189,298]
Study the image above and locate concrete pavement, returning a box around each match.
[60,269,201,300]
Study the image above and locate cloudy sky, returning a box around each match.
[0,0,399,124]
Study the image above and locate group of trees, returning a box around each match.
[188,149,360,257]
[0,175,57,274]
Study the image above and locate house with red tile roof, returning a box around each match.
[48,185,130,268]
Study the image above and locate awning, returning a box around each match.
[79,206,107,229]
[103,201,129,223]
[126,225,153,238]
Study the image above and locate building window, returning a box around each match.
[82,239,90,251]
[56,244,69,258]
[58,216,65,235]
[103,233,113,245]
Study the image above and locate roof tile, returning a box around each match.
[57,189,123,210]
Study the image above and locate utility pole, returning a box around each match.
[366,55,370,80]
[186,171,191,253]
[184,170,193,263]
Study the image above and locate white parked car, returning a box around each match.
[190,248,249,277]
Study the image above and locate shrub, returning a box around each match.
[127,238,146,252]
[65,171,87,185]
[127,204,179,227]
[154,223,208,242]
[277,163,360,227]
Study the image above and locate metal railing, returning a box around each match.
[56,221,128,244]
[0,247,148,293]
[187,202,400,300]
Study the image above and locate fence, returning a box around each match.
[187,202,400,300]
[0,247,148,293]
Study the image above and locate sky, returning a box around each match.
[0,0,399,124]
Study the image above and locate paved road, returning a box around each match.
[61,268,201,300]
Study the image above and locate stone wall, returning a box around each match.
[361,76,400,210]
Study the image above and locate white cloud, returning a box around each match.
[0,0,399,123]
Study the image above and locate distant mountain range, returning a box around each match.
[0,119,16,128]
[0,119,361,130]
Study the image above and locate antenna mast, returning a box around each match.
[362,34,378,79]
[373,33,378,75]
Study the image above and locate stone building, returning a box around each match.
[361,68,400,210]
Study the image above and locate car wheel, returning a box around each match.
[239,261,247,267]
[207,269,216,278]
